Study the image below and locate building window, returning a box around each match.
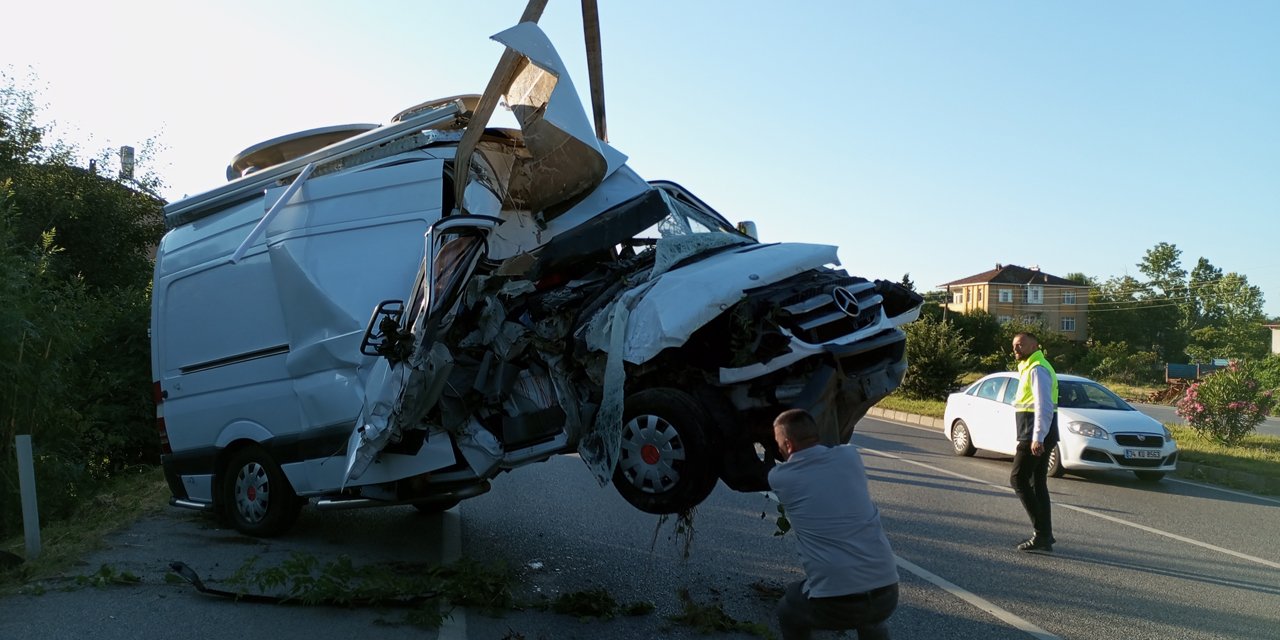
[978,289,984,303]
[1063,291,1076,305]
[997,315,1012,324]
[1026,285,1043,304]
[952,291,964,304]
[998,289,1012,303]
[1061,316,1076,332]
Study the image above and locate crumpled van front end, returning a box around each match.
[153,18,921,536]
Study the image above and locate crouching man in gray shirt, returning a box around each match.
[770,409,899,640]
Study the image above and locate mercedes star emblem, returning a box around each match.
[832,287,861,318]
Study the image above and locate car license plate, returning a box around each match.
[1124,449,1161,459]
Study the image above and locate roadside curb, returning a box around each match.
[868,407,942,430]
[866,407,1279,496]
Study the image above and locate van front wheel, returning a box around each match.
[611,388,718,515]
[221,446,302,537]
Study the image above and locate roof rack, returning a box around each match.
[164,98,470,228]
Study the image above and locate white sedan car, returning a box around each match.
[943,372,1178,481]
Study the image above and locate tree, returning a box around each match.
[1063,271,1096,287]
[1189,257,1223,327]
[899,316,973,400]
[899,273,916,293]
[1089,275,1156,349]
[921,289,947,308]
[1,72,166,537]
[1136,242,1191,362]
[950,310,1003,371]
[1186,271,1269,361]
[2,73,164,290]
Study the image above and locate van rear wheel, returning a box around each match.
[221,445,302,537]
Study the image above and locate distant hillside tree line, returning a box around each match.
[898,242,1275,400]
[1,73,165,538]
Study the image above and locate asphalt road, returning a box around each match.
[3,415,1278,639]
[1132,402,1280,438]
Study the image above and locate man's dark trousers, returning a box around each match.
[1010,413,1057,540]
[777,581,898,640]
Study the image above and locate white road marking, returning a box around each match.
[761,491,1057,638]
[1167,477,1280,505]
[438,506,467,640]
[894,555,1061,640]
[860,446,1280,572]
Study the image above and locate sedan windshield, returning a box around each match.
[1058,380,1132,411]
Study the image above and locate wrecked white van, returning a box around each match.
[152,23,922,536]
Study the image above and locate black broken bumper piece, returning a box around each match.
[796,328,908,445]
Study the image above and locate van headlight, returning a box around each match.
[1067,421,1109,440]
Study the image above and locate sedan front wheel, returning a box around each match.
[1047,444,1065,478]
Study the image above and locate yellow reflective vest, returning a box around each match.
[1014,350,1058,412]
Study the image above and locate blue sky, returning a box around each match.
[4,1,1277,315]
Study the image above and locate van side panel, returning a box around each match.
[154,157,446,498]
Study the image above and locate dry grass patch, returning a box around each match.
[0,466,169,592]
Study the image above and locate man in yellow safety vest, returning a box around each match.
[1010,332,1059,552]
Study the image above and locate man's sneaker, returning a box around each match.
[1017,537,1054,553]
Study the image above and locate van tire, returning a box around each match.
[220,445,302,537]
[611,388,718,515]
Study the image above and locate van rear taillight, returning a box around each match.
[153,381,172,455]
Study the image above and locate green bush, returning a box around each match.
[1075,341,1163,384]
[1255,354,1280,394]
[900,316,973,400]
[1175,361,1278,445]
[0,77,164,538]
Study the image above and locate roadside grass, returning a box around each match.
[1168,426,1280,478]
[0,466,169,593]
[1103,381,1166,402]
[877,395,945,418]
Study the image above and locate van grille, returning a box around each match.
[779,281,883,344]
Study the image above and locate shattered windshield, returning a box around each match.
[656,194,732,236]
[635,184,750,244]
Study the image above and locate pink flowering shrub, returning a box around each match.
[1176,360,1277,445]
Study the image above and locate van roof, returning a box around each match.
[163,98,473,228]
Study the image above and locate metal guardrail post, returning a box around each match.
[16,435,42,559]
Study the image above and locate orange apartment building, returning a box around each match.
[938,264,1091,341]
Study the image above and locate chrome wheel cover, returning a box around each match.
[952,425,970,453]
[233,462,271,524]
[618,414,686,494]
